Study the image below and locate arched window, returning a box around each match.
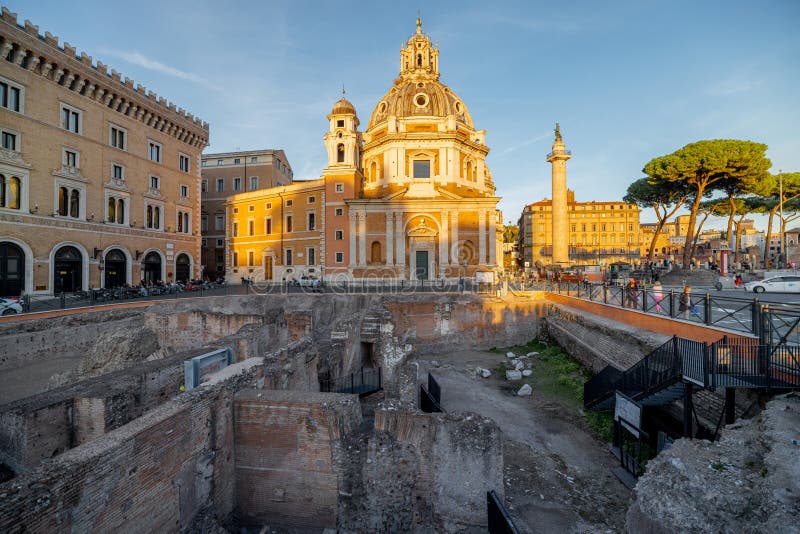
[465,161,474,182]
[0,176,20,209]
[369,161,377,182]
[417,53,422,67]
[69,189,79,218]
[108,197,116,222]
[177,211,183,232]
[183,212,189,233]
[154,206,160,228]
[146,205,153,228]
[59,186,69,216]
[371,241,382,264]
[336,144,345,163]
[611,235,616,244]
[117,199,125,224]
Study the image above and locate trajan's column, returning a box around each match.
[547,123,571,266]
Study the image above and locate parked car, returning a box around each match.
[0,297,22,315]
[296,275,317,287]
[743,276,800,293]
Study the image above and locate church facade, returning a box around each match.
[226,19,502,282]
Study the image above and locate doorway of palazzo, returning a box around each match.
[415,250,429,280]
[53,245,82,294]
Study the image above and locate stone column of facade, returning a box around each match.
[450,211,459,264]
[386,212,394,266]
[547,123,571,266]
[488,210,496,266]
[358,211,367,267]
[395,212,405,267]
[478,209,487,264]
[439,210,449,276]
[349,212,357,267]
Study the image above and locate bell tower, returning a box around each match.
[324,90,361,170]
[547,123,571,266]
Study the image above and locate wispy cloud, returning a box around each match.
[496,132,551,157]
[706,77,764,96]
[99,48,221,91]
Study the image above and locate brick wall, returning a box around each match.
[233,390,361,529]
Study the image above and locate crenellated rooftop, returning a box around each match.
[0,7,209,149]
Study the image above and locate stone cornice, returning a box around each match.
[0,8,209,149]
[52,165,88,183]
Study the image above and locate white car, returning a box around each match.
[0,297,23,315]
[743,276,800,293]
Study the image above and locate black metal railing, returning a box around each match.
[529,280,770,337]
[487,490,520,534]
[585,333,800,410]
[320,367,382,396]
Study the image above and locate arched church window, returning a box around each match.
[417,54,422,67]
[337,144,345,163]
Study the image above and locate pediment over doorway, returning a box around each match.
[407,218,438,237]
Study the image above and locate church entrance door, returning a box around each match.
[415,250,429,280]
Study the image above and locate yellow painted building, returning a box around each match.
[226,19,502,282]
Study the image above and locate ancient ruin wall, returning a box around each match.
[233,390,361,529]
[0,358,264,533]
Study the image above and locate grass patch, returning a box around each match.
[490,338,615,443]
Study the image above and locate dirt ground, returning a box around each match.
[414,348,632,533]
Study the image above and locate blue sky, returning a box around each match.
[7,1,799,229]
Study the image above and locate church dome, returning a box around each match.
[366,79,474,131]
[331,97,356,116]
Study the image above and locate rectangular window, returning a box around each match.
[251,156,257,163]
[248,251,254,266]
[336,119,344,128]
[179,154,190,173]
[265,217,272,234]
[0,79,22,112]
[233,207,239,214]
[335,183,344,193]
[335,229,344,240]
[216,178,224,192]
[150,175,160,190]
[217,159,223,166]
[148,141,162,163]
[109,125,126,150]
[63,149,78,168]
[1,131,17,151]
[215,215,224,230]
[233,251,238,266]
[234,158,241,164]
[180,185,189,198]
[216,239,224,248]
[265,202,272,209]
[286,215,293,232]
[112,164,124,180]
[307,212,316,231]
[307,248,316,265]
[286,199,293,207]
[60,103,81,133]
[285,249,293,266]
[335,252,344,263]
[413,160,431,179]
[233,222,238,237]
[201,180,208,192]
[250,176,258,190]
[233,177,241,191]
[335,207,344,216]
[247,205,254,212]
[248,219,254,236]
[201,215,208,231]
[308,195,316,204]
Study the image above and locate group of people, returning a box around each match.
[625,278,696,319]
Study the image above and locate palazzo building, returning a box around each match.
[517,126,641,269]
[0,8,208,296]
[226,18,502,282]
[200,150,292,277]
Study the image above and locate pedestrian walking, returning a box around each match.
[626,278,639,309]
[679,286,692,319]
[653,280,664,312]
